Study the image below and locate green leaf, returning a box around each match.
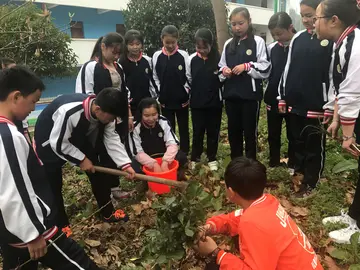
[186,181,200,197]
[165,196,176,206]
[178,213,185,225]
[330,248,352,261]
[350,232,360,255]
[223,156,232,169]
[156,255,167,264]
[145,229,159,237]
[185,227,194,237]
[332,159,358,174]
[167,249,185,260]
[349,265,360,270]
[212,197,223,211]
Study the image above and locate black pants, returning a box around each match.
[225,99,260,160]
[266,109,295,167]
[87,152,119,218]
[349,159,360,227]
[43,158,118,227]
[288,113,325,188]
[191,108,222,162]
[1,232,101,270]
[162,107,190,154]
[43,163,69,229]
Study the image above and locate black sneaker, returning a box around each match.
[294,184,314,199]
[102,209,129,223]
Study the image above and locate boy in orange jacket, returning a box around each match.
[195,157,323,270]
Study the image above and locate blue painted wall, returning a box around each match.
[225,0,245,3]
[49,5,124,38]
[41,76,77,98]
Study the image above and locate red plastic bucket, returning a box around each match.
[142,158,179,194]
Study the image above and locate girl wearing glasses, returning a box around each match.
[279,0,333,198]
[315,0,360,244]
[75,32,133,200]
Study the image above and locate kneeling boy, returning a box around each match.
[196,157,323,270]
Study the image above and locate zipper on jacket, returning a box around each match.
[251,78,256,92]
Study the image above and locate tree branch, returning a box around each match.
[0,0,32,22]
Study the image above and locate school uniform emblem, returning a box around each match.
[320,39,329,47]
[246,49,252,56]
[337,64,342,74]
[145,68,149,74]
[178,65,183,71]
[158,132,163,138]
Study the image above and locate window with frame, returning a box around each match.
[116,24,126,36]
[70,21,84,38]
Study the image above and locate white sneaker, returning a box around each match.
[208,161,218,171]
[190,161,196,170]
[329,224,360,244]
[322,210,356,226]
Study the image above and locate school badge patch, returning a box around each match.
[158,132,163,138]
[246,49,252,56]
[337,64,342,74]
[178,65,183,71]
[145,68,149,74]
[320,39,329,47]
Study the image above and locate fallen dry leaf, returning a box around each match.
[279,197,293,211]
[213,186,221,197]
[92,222,111,231]
[106,245,122,261]
[345,188,355,205]
[203,187,211,193]
[323,255,341,270]
[326,245,336,255]
[290,206,309,217]
[90,248,107,265]
[85,239,101,247]
[292,174,304,192]
[131,204,143,216]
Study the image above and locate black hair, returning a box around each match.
[228,7,254,54]
[0,66,45,101]
[125,29,144,46]
[94,87,128,119]
[195,28,220,71]
[322,0,360,27]
[225,157,267,200]
[136,97,161,122]
[268,12,297,33]
[94,32,124,64]
[0,58,15,70]
[90,37,103,60]
[300,0,322,10]
[120,30,144,62]
[161,25,179,39]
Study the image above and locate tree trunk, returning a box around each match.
[211,0,230,52]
